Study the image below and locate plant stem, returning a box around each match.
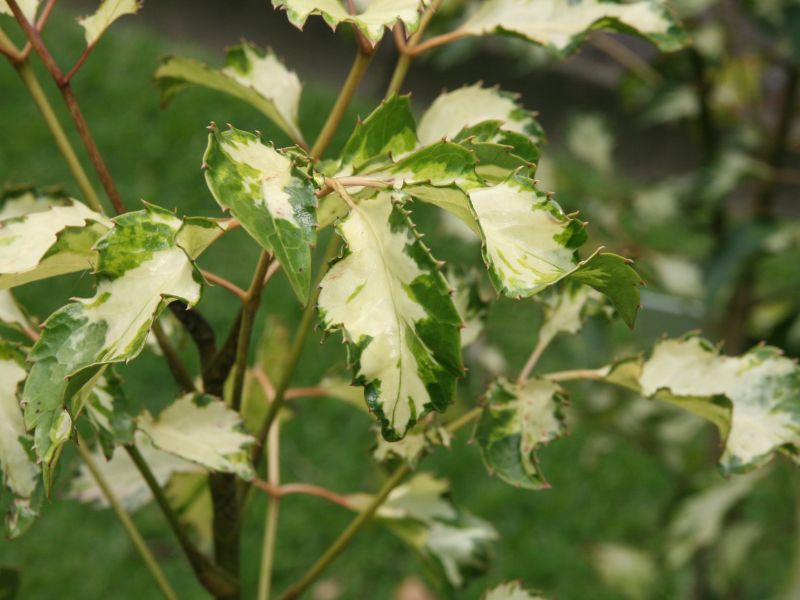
[516,334,551,385]
[385,0,444,98]
[591,32,661,86]
[309,49,373,159]
[257,414,281,600]
[253,480,353,510]
[277,404,482,599]
[231,251,272,412]
[7,0,127,214]
[152,321,196,393]
[279,465,411,600]
[126,444,239,599]
[545,367,608,382]
[76,439,178,600]
[253,233,341,468]
[0,28,102,211]
[203,271,249,301]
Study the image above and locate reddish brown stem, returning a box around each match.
[20,0,58,60]
[252,479,353,510]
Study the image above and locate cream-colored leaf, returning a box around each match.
[317,193,462,440]
[0,0,38,21]
[0,345,37,501]
[0,290,29,330]
[137,394,255,480]
[484,581,547,600]
[589,543,658,600]
[77,0,141,46]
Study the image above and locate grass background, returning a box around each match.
[0,6,796,599]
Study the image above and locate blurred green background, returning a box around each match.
[1,2,798,599]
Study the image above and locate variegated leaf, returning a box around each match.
[0,341,40,538]
[0,0,38,21]
[272,0,426,46]
[457,0,689,56]
[639,337,800,474]
[77,0,141,47]
[204,127,317,303]
[318,193,462,440]
[165,473,213,553]
[137,393,255,480]
[536,283,610,348]
[484,581,547,600]
[71,432,201,511]
[418,84,544,147]
[666,470,764,568]
[448,268,490,348]
[0,290,29,332]
[22,205,221,486]
[373,425,450,467]
[155,43,304,144]
[0,195,111,289]
[370,473,498,592]
[468,175,641,325]
[475,378,567,489]
[83,371,135,459]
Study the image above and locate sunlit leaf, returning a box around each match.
[137,393,255,480]
[475,377,567,489]
[0,195,111,289]
[318,193,462,440]
[204,126,317,303]
[457,0,689,56]
[22,206,221,487]
[0,340,39,538]
[272,0,426,46]
[77,0,141,47]
[155,43,304,144]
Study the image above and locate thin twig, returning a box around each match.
[386,0,445,97]
[126,444,239,598]
[591,31,661,86]
[152,321,196,393]
[516,335,551,385]
[405,28,466,57]
[203,270,248,301]
[310,49,374,159]
[257,412,281,600]
[76,439,178,600]
[20,0,58,61]
[253,481,354,510]
[7,0,127,214]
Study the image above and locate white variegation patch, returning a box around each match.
[458,0,687,54]
[318,193,461,439]
[484,581,546,600]
[418,84,541,145]
[77,0,141,46]
[468,178,582,297]
[640,337,800,472]
[0,290,28,330]
[0,200,111,289]
[273,0,426,45]
[0,349,37,501]
[137,394,255,480]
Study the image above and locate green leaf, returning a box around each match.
[666,470,765,568]
[418,84,544,147]
[457,0,689,56]
[0,196,111,289]
[351,473,498,592]
[155,43,304,144]
[475,378,567,489]
[137,393,255,479]
[318,193,463,440]
[71,433,201,511]
[340,95,418,170]
[638,337,800,473]
[272,0,426,46]
[77,0,141,46]
[570,253,642,328]
[0,0,38,21]
[0,340,40,538]
[204,127,317,303]
[483,581,547,600]
[22,206,220,486]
